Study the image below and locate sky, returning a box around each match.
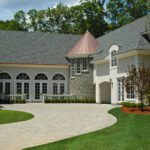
[0,0,80,20]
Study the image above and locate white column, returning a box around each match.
[96,83,100,103]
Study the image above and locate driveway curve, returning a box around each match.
[0,104,117,150]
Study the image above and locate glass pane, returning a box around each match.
[60,83,65,95]
[53,74,65,80]
[42,83,47,94]
[0,83,3,94]
[76,59,81,74]
[5,82,10,95]
[16,73,30,80]
[83,58,88,71]
[0,73,11,79]
[53,83,58,95]
[35,74,48,80]
[35,83,40,99]
[24,83,29,99]
[17,83,22,94]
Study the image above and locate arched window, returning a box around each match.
[35,73,48,80]
[111,50,117,67]
[52,74,65,80]
[16,73,30,80]
[0,73,11,79]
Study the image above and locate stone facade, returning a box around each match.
[69,59,95,99]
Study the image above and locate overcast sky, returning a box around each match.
[0,0,80,20]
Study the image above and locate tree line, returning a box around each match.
[0,0,149,37]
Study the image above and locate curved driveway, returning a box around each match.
[0,104,117,150]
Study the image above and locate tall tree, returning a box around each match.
[124,64,150,110]
[107,0,149,29]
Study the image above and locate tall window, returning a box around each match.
[82,58,88,71]
[70,59,76,77]
[117,78,124,101]
[111,50,117,67]
[126,80,135,99]
[0,73,11,95]
[52,74,66,95]
[76,59,81,74]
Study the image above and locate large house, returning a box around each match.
[0,15,149,104]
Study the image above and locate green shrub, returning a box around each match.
[44,97,95,104]
[122,102,145,108]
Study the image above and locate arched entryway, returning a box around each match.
[100,82,111,104]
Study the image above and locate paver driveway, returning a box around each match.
[0,104,117,150]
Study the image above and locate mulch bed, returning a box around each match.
[122,107,150,115]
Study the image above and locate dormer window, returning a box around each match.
[111,50,117,67]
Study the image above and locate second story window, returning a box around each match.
[111,50,117,67]
[76,59,81,74]
[82,58,88,71]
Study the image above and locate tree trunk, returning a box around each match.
[140,95,144,111]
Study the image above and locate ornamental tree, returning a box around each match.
[124,64,150,110]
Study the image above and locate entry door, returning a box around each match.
[16,82,29,99]
[35,83,47,100]
[53,83,65,95]
[0,82,11,95]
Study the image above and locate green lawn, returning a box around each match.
[0,110,34,124]
[25,108,150,150]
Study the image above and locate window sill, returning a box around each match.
[70,77,75,79]
[76,73,81,76]
[82,70,88,73]
[110,66,117,69]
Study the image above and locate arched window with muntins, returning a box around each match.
[53,74,65,80]
[16,73,30,80]
[0,73,11,79]
[35,73,48,80]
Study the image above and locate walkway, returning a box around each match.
[0,104,117,150]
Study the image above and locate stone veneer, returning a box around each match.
[69,59,95,99]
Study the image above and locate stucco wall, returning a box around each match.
[96,62,109,76]
[118,56,136,74]
[139,55,150,67]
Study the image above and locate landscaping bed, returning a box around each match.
[122,106,150,114]
[122,102,150,115]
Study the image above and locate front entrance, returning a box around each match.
[0,82,11,96]
[100,82,111,104]
[16,82,29,99]
[35,83,47,100]
[53,83,65,95]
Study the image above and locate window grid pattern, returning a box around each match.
[42,83,47,94]
[0,73,11,79]
[70,59,76,77]
[53,83,58,95]
[118,78,124,101]
[60,83,65,95]
[24,83,29,99]
[53,74,65,80]
[5,82,10,95]
[35,74,48,80]
[82,58,88,71]
[76,59,81,74]
[111,50,117,67]
[16,73,30,80]
[127,80,135,99]
[17,83,22,94]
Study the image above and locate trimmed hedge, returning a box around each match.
[0,99,26,104]
[44,98,95,103]
[122,102,145,108]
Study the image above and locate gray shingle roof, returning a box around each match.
[93,15,150,61]
[0,30,80,65]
